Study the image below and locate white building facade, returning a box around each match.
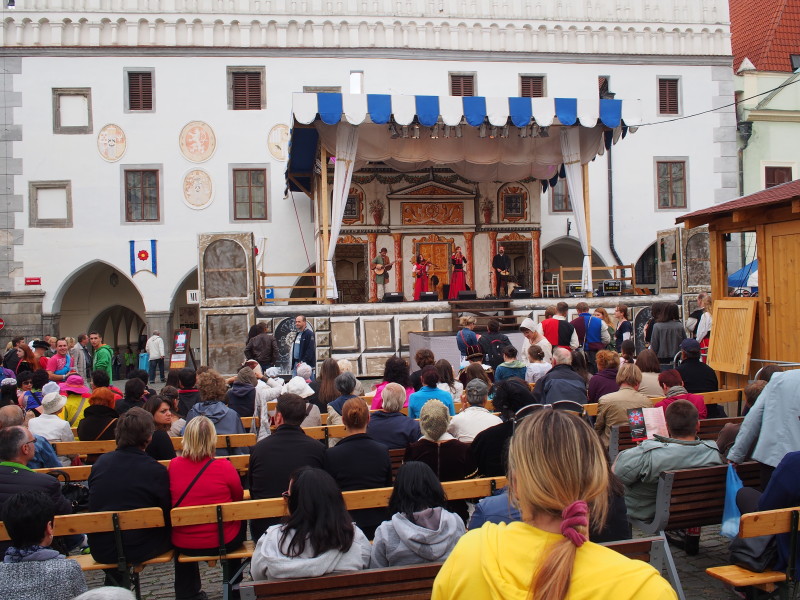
[0,0,736,350]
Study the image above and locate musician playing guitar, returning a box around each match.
[492,245,512,297]
[371,247,396,300]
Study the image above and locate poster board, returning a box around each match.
[171,329,196,370]
[707,298,757,375]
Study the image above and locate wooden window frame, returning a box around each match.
[231,166,269,221]
[52,88,92,134]
[550,179,572,213]
[657,77,680,115]
[450,73,476,97]
[764,166,793,188]
[227,67,266,110]
[123,168,161,223]
[655,159,688,210]
[125,69,155,113]
[520,75,546,98]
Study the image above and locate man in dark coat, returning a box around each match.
[531,347,588,405]
[248,393,327,539]
[676,338,724,417]
[87,408,171,578]
[491,245,512,297]
[244,322,280,372]
[290,315,316,377]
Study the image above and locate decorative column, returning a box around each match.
[392,233,403,294]
[464,232,475,291]
[488,231,498,296]
[367,233,378,302]
[531,230,542,297]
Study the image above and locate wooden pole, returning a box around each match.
[320,145,331,304]
[582,162,593,297]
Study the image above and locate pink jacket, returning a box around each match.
[370,381,414,410]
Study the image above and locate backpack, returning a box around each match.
[484,336,507,370]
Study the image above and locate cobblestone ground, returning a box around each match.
[80,524,739,599]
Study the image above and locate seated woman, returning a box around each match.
[367,382,421,450]
[635,349,664,397]
[326,372,359,447]
[326,398,392,539]
[0,491,87,600]
[250,467,371,580]
[143,395,177,461]
[435,359,463,402]
[524,345,551,384]
[77,388,119,463]
[281,376,322,427]
[371,356,414,410]
[432,410,676,599]
[587,350,620,404]
[405,400,476,523]
[185,370,247,456]
[493,346,526,383]
[370,461,465,567]
[170,416,245,600]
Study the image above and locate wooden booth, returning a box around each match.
[677,179,800,387]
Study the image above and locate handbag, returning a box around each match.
[48,469,90,512]
[729,533,778,573]
[722,463,744,538]
[173,459,215,508]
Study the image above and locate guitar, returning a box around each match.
[371,260,398,276]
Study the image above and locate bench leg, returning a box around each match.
[654,534,686,600]
[221,557,249,600]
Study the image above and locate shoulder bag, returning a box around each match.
[173,458,215,508]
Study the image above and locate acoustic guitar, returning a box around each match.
[372,260,397,276]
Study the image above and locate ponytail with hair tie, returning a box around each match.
[559,500,589,547]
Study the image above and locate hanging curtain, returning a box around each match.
[324,122,360,299]
[560,127,593,293]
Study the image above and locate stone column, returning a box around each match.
[392,233,403,294]
[145,311,172,346]
[488,231,497,296]
[532,230,542,297]
[464,232,475,290]
[367,233,378,302]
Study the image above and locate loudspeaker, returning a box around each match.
[382,292,404,303]
[511,288,532,299]
[418,292,439,301]
[458,290,478,300]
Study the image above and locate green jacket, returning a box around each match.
[613,435,723,521]
[92,344,113,380]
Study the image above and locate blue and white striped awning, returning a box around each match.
[292,92,643,129]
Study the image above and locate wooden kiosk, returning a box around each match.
[677,179,800,387]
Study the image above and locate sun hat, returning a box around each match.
[282,376,315,399]
[59,374,91,397]
[41,391,68,415]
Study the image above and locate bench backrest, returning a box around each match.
[240,562,442,600]
[53,433,257,456]
[0,507,166,542]
[739,505,800,538]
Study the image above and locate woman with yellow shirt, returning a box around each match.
[432,410,676,600]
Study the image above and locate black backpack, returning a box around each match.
[484,336,507,369]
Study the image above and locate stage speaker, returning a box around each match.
[382,292,404,303]
[511,288,532,299]
[458,290,477,300]
[418,292,439,301]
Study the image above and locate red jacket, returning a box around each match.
[654,392,708,420]
[169,456,244,549]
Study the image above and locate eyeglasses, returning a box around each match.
[23,439,36,448]
[281,490,290,499]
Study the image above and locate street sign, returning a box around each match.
[0,318,4,330]
[186,289,199,304]
[24,277,41,286]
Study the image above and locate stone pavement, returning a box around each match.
[80,524,738,599]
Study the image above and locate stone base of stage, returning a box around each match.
[199,294,677,376]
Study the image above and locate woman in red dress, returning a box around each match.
[413,254,429,301]
[448,246,468,300]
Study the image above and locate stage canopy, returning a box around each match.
[285,92,643,298]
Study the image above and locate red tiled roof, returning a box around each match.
[730,0,800,72]
[676,179,800,225]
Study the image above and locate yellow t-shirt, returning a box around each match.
[432,521,677,600]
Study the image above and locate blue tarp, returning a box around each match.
[728,259,758,289]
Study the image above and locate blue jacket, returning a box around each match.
[758,450,800,574]
[578,312,605,351]
[186,401,247,455]
[467,488,521,529]
[30,435,60,469]
[367,411,421,449]
[456,328,478,355]
[292,328,316,368]
[407,387,455,419]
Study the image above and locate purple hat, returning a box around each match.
[59,374,91,397]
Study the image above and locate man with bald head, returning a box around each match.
[0,405,60,469]
[531,347,588,405]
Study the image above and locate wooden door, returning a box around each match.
[417,242,451,297]
[764,220,800,361]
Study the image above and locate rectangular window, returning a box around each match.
[791,55,800,71]
[765,166,793,188]
[233,169,268,220]
[52,88,92,134]
[656,161,687,209]
[450,74,475,97]
[598,76,612,99]
[125,170,160,221]
[29,181,73,228]
[551,179,572,212]
[127,71,154,111]
[658,78,679,115]
[227,67,266,110]
[520,75,545,98]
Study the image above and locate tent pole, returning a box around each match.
[583,162,593,297]
[320,145,331,304]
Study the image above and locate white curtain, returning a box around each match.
[324,122,359,299]
[560,127,593,293]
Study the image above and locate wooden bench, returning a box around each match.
[608,416,744,462]
[602,536,686,600]
[53,433,257,459]
[707,506,800,595]
[0,507,173,595]
[630,462,760,536]
[389,447,405,480]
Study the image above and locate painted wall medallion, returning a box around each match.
[268,124,290,161]
[182,169,214,210]
[97,124,127,162]
[179,121,216,163]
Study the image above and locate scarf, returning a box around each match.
[4,545,63,563]
[665,385,689,398]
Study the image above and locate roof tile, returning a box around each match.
[676,179,800,224]
[730,0,800,72]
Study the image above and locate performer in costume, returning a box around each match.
[492,245,512,297]
[448,246,468,300]
[412,254,430,301]
[371,247,393,300]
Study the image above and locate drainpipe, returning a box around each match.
[607,144,624,271]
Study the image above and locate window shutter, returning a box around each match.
[520,76,544,98]
[128,72,153,111]
[451,75,475,97]
[232,72,262,110]
[658,79,678,114]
